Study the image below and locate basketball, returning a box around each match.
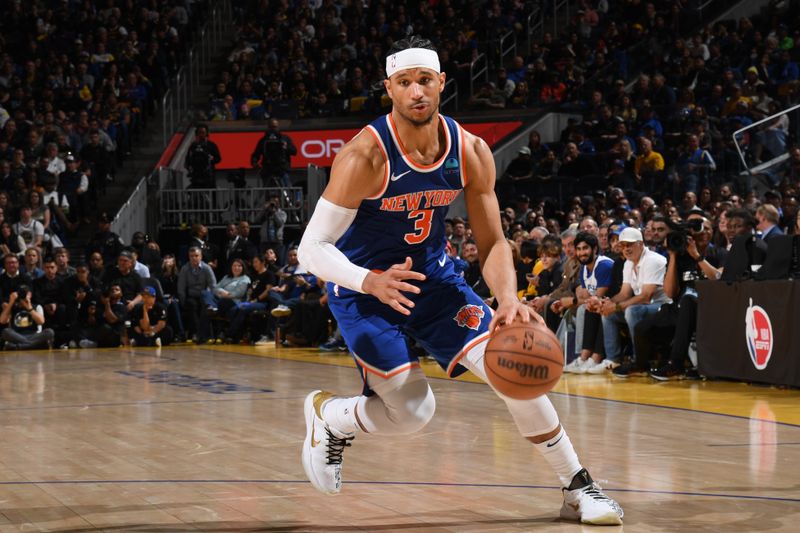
[484,320,564,400]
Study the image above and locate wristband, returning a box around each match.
[615,303,622,313]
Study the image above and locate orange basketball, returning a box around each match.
[484,320,563,400]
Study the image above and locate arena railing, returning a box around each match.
[498,30,517,68]
[440,79,459,111]
[110,175,147,245]
[161,0,234,148]
[470,54,489,96]
[551,0,571,37]
[732,102,800,178]
[157,187,305,230]
[526,7,544,51]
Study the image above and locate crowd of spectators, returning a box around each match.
[445,187,797,382]
[0,190,342,351]
[4,1,800,392]
[500,1,800,206]
[208,0,705,120]
[486,2,800,381]
[0,0,208,251]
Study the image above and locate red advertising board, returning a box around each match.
[210,121,522,170]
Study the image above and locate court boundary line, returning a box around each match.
[0,395,297,412]
[0,478,796,503]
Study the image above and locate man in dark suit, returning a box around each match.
[221,222,255,272]
[187,223,218,271]
[756,204,784,242]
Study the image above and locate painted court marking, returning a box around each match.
[116,370,274,394]
[0,479,795,504]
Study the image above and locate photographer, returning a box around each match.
[258,193,287,264]
[184,124,221,189]
[0,285,54,350]
[629,216,726,380]
[250,119,296,188]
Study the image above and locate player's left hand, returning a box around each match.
[489,298,545,333]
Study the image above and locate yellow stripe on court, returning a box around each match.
[204,344,800,426]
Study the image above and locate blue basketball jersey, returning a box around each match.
[335,113,466,279]
[328,113,491,386]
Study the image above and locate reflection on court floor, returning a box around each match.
[0,345,797,532]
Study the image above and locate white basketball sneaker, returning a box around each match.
[581,358,601,374]
[560,469,624,525]
[563,357,588,374]
[301,390,354,495]
[586,359,619,374]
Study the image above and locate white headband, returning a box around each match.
[386,48,441,78]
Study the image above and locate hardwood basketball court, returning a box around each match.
[0,344,797,532]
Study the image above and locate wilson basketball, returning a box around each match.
[484,320,563,400]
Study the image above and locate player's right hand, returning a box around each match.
[362,256,426,316]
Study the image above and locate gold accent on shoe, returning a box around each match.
[313,391,335,419]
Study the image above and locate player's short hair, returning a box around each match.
[387,36,437,57]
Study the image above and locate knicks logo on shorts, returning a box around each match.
[454,304,485,331]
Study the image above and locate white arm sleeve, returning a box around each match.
[298,197,370,293]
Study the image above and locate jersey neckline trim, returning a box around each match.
[385,113,451,173]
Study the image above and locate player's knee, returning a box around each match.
[386,380,436,434]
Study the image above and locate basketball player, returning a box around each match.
[297,37,623,525]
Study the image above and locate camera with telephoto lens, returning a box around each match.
[16,285,31,300]
[666,218,705,254]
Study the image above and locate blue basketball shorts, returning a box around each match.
[327,273,492,392]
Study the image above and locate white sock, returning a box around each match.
[321,396,361,436]
[532,427,583,487]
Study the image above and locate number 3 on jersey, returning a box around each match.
[404,209,433,244]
